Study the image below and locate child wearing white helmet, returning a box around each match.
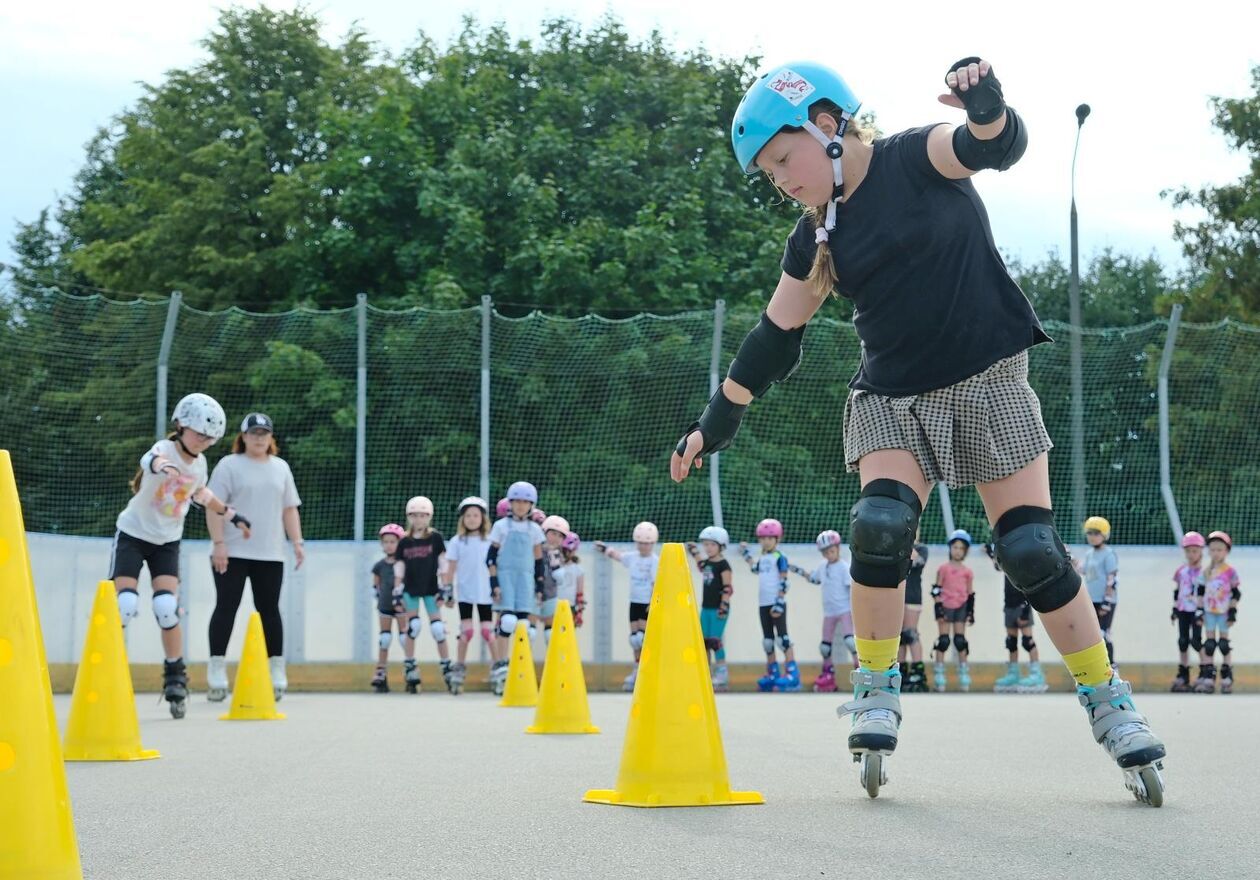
[687,526,734,691]
[392,495,452,694]
[789,529,854,693]
[670,56,1166,805]
[486,481,546,695]
[370,523,406,692]
[741,518,798,691]
[442,497,497,694]
[595,521,660,692]
[931,530,976,692]
[113,392,249,718]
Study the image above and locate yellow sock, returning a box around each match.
[855,636,900,672]
[1062,641,1113,688]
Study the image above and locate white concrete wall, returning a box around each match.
[27,534,1255,665]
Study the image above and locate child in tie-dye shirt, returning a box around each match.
[1170,531,1205,692]
[1194,531,1241,694]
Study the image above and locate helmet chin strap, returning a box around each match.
[802,115,851,242]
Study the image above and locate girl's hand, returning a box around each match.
[211,542,229,574]
[939,58,991,108]
[293,542,305,570]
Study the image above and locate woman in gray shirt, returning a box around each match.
[205,413,304,701]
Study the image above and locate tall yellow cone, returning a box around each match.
[585,543,763,808]
[63,581,160,761]
[219,612,285,721]
[499,619,539,707]
[526,600,599,735]
[0,450,84,878]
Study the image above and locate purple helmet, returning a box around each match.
[530,508,547,525]
[755,518,784,538]
[562,532,581,552]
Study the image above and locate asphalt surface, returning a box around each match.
[54,692,1259,880]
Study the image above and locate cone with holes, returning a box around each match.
[63,581,160,761]
[219,612,285,721]
[499,619,539,707]
[526,599,599,734]
[584,543,763,807]
[0,450,84,878]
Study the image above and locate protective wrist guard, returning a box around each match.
[489,573,499,590]
[965,593,976,618]
[771,596,786,617]
[676,386,748,458]
[727,311,806,399]
[534,558,545,589]
[946,56,1006,124]
[952,106,1026,171]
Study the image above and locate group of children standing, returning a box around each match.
[1171,530,1242,694]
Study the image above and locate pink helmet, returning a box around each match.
[1181,531,1206,548]
[562,532,581,552]
[1208,530,1232,550]
[495,498,510,518]
[755,518,784,538]
[815,529,842,550]
[378,523,405,539]
[530,508,547,525]
[541,514,571,535]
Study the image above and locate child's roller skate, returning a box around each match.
[162,658,189,719]
[757,661,780,692]
[371,664,389,693]
[206,655,229,702]
[813,663,838,693]
[447,662,466,695]
[1192,664,1216,694]
[837,668,902,799]
[269,656,287,702]
[403,658,422,694]
[711,664,729,693]
[994,661,1021,693]
[1170,664,1191,693]
[933,661,947,693]
[957,661,971,692]
[1077,677,1167,807]
[1017,661,1047,694]
[441,659,456,695]
[1219,664,1233,695]
[904,661,928,693]
[775,660,802,692]
[490,659,508,696]
[622,664,639,693]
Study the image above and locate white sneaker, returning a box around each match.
[207,655,228,702]
[269,656,287,701]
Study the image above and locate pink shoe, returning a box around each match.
[813,666,837,693]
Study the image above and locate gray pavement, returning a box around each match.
[56,691,1259,880]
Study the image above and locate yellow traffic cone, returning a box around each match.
[63,581,160,761]
[584,543,763,808]
[499,619,539,707]
[526,600,599,735]
[219,612,285,721]
[0,450,84,878]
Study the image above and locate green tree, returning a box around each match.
[1006,248,1172,325]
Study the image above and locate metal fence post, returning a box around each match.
[351,294,370,661]
[155,291,182,439]
[481,296,492,504]
[594,551,613,691]
[709,300,726,530]
[937,485,956,538]
[1158,305,1184,542]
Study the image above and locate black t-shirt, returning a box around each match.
[781,124,1051,397]
[397,531,446,596]
[906,544,929,593]
[701,558,732,608]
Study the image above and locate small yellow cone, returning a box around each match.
[584,543,763,808]
[499,619,539,707]
[63,581,160,761]
[219,612,285,721]
[526,600,599,735]
[0,450,84,878]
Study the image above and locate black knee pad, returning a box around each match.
[1218,637,1231,656]
[1190,632,1203,652]
[1021,634,1036,653]
[1177,635,1190,653]
[993,506,1081,613]
[848,479,922,588]
[953,634,969,654]
[704,637,721,652]
[1204,638,1217,657]
[900,628,917,646]
[1005,634,1018,653]
[934,634,951,654]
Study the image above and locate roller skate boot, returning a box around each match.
[756,661,780,692]
[206,655,229,702]
[994,661,1021,693]
[1077,676,1167,807]
[837,667,902,799]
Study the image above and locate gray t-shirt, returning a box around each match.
[1082,545,1118,604]
[207,454,301,562]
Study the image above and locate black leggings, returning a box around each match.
[210,558,284,656]
[759,605,789,643]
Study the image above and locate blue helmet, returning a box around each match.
[947,529,973,547]
[730,61,861,174]
[506,481,537,503]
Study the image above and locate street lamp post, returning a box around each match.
[1069,103,1090,530]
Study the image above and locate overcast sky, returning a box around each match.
[2,0,1257,288]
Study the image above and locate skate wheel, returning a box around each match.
[859,753,886,799]
[207,689,226,703]
[169,700,187,720]
[1137,766,1165,808]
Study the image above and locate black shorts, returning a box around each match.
[1003,603,1033,630]
[939,605,968,624]
[1094,602,1116,636]
[759,605,789,639]
[109,530,180,581]
[904,580,922,606]
[629,602,650,624]
[459,602,494,622]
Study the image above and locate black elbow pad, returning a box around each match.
[727,311,806,398]
[952,106,1027,172]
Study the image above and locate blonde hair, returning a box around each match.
[456,506,490,539]
[232,432,279,455]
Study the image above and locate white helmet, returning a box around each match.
[816,530,843,550]
[699,526,730,547]
[406,496,434,516]
[633,521,659,544]
[541,514,571,535]
[457,496,488,515]
[172,393,226,441]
